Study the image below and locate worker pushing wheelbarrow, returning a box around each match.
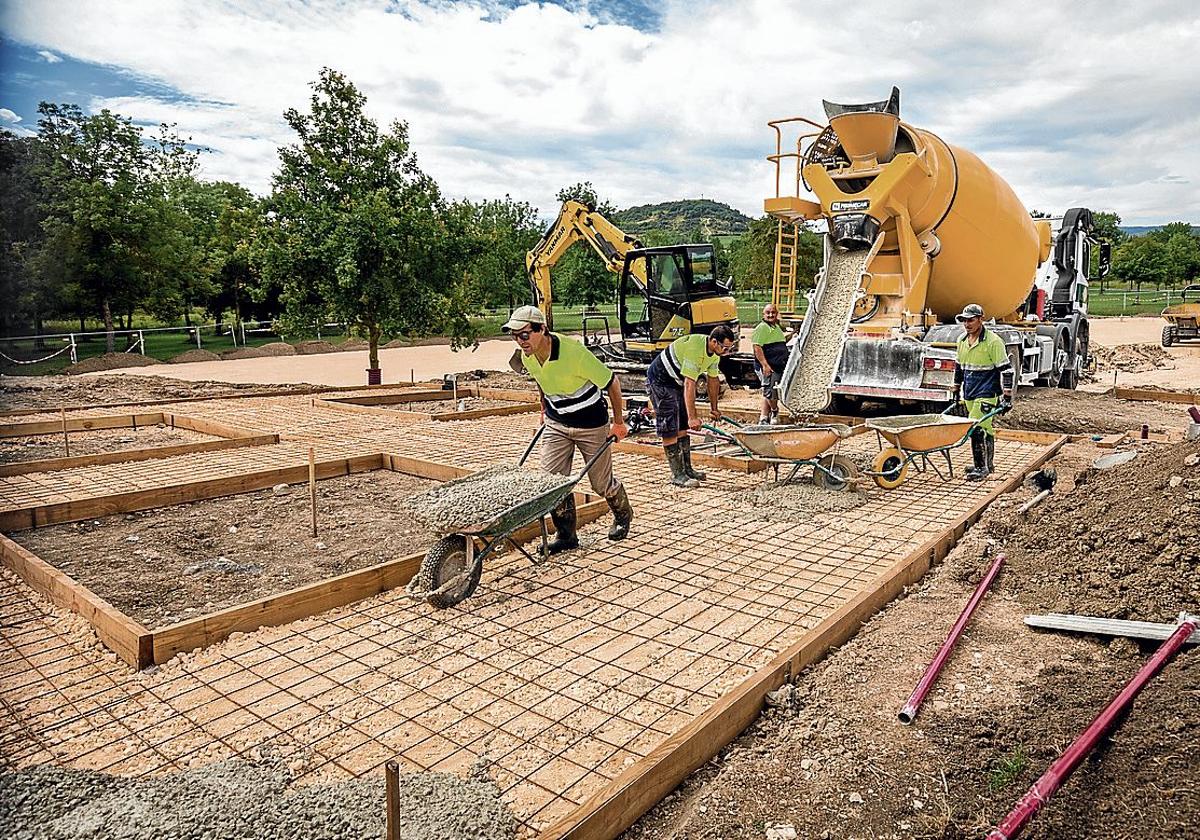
[704,418,861,492]
[406,426,615,608]
[865,404,1006,489]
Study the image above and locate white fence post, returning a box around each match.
[195,327,202,349]
[68,334,77,364]
[138,330,145,355]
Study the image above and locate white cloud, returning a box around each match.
[4,0,1199,223]
[0,108,21,123]
[36,49,62,63]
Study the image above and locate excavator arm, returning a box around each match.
[526,200,649,329]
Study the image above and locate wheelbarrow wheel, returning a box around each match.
[814,454,858,492]
[417,535,480,609]
[872,447,909,489]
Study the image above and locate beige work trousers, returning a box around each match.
[541,419,621,500]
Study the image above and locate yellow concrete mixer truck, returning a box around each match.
[765,87,1110,414]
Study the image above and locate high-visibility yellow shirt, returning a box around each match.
[522,332,613,426]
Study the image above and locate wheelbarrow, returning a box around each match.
[865,404,1006,489]
[703,418,860,491]
[406,426,615,609]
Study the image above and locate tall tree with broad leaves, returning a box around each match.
[466,195,542,311]
[551,181,620,308]
[260,68,475,378]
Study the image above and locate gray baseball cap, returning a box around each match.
[502,305,547,332]
[954,303,985,323]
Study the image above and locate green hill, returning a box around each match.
[612,199,752,238]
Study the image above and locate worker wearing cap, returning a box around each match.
[751,303,790,424]
[503,305,632,550]
[953,303,1013,481]
[645,325,739,487]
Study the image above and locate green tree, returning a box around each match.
[260,68,475,377]
[728,217,821,301]
[31,104,197,350]
[1089,212,1124,292]
[1111,235,1169,292]
[1164,230,1200,285]
[0,131,47,335]
[465,195,541,311]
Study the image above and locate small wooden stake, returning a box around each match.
[308,447,317,538]
[61,406,70,457]
[385,760,400,840]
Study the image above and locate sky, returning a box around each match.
[2,0,1198,225]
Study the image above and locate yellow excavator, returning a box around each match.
[525,200,753,381]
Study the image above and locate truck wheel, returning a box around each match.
[1162,325,1175,348]
[1041,331,1068,388]
[417,535,480,609]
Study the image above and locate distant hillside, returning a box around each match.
[1121,225,1200,236]
[612,199,752,237]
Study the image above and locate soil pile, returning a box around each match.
[63,353,162,375]
[168,349,220,363]
[0,758,517,840]
[0,375,319,411]
[991,439,1200,622]
[259,342,297,356]
[1092,343,1174,373]
[1005,388,1188,435]
[295,340,338,355]
[782,250,868,414]
[220,346,268,360]
[406,467,569,531]
[339,337,369,351]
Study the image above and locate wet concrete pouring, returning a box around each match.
[1,374,1197,839]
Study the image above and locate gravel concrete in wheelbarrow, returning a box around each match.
[0,759,517,840]
[405,465,570,532]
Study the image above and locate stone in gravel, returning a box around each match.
[781,248,869,413]
[272,483,290,496]
[0,759,518,840]
[848,791,864,805]
[406,466,570,532]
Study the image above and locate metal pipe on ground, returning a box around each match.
[897,552,1005,725]
[986,613,1198,840]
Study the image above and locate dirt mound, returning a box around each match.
[168,349,220,364]
[294,340,338,355]
[1092,343,1175,373]
[1005,388,1188,436]
[382,338,410,349]
[63,353,162,375]
[220,346,268,360]
[258,342,297,356]
[991,439,1200,622]
[339,337,369,351]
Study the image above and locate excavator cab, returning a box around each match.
[619,244,731,356]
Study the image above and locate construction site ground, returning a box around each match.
[2,321,1198,839]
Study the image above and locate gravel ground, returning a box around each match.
[0,375,319,411]
[0,759,517,840]
[0,425,211,465]
[728,480,865,522]
[782,249,869,414]
[406,466,570,532]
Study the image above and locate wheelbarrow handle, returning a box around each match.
[569,435,617,485]
[517,423,546,467]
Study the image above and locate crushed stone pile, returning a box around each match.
[406,466,569,532]
[259,342,297,356]
[991,439,1200,622]
[63,353,162,375]
[0,759,517,840]
[1092,342,1175,373]
[220,346,269,360]
[168,349,221,363]
[295,340,338,355]
[781,249,868,414]
[729,480,865,522]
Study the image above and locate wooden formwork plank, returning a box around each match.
[0,412,167,437]
[325,389,450,407]
[0,434,280,477]
[168,413,271,440]
[0,533,151,668]
[538,434,1067,840]
[475,387,540,403]
[432,403,540,422]
[385,453,473,481]
[1112,386,1200,405]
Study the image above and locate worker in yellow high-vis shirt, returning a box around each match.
[952,304,1013,481]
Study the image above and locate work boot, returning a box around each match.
[679,436,706,481]
[548,494,579,554]
[665,442,700,488]
[965,429,989,482]
[606,485,633,541]
[984,435,996,474]
[759,416,770,426]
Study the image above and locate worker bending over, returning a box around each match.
[751,303,790,424]
[504,305,633,551]
[953,303,1013,481]
[645,325,739,487]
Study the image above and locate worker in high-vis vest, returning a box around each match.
[751,303,790,425]
[503,305,632,551]
[644,325,739,487]
[952,303,1014,481]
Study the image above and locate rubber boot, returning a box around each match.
[548,494,579,554]
[965,429,987,482]
[679,436,706,481]
[606,485,633,541]
[665,442,700,488]
[984,434,995,475]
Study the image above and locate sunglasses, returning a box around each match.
[716,342,737,355]
[510,327,540,341]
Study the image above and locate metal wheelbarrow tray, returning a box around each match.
[712,420,859,491]
[864,408,1002,489]
[407,427,615,609]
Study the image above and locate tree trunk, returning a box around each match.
[369,324,381,370]
[102,298,115,353]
